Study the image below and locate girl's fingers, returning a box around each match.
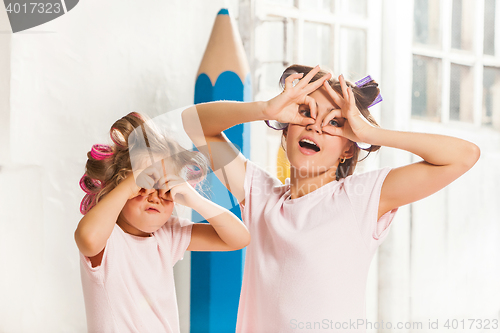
[138,177,155,189]
[155,175,167,190]
[165,178,186,191]
[284,73,304,90]
[304,72,332,95]
[141,188,156,196]
[323,81,344,107]
[321,111,337,128]
[304,95,318,120]
[322,125,343,137]
[339,75,350,103]
[296,65,321,88]
[348,86,356,108]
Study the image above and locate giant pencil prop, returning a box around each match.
[190,9,251,333]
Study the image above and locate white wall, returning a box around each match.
[0,1,238,332]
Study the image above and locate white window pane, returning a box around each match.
[255,20,286,62]
[341,0,367,18]
[451,0,475,51]
[483,67,500,129]
[413,0,442,48]
[301,0,332,12]
[449,64,474,122]
[303,22,332,68]
[339,28,366,79]
[259,63,287,94]
[266,0,295,6]
[412,55,442,121]
[484,0,496,55]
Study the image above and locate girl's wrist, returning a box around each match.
[360,126,387,147]
[118,175,140,199]
[254,101,269,121]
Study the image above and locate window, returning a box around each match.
[254,0,377,101]
[250,0,381,177]
[412,0,500,130]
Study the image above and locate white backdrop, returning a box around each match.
[0,1,239,332]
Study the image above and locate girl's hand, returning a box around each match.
[321,75,376,143]
[121,172,145,200]
[263,65,332,125]
[166,180,203,208]
[130,161,173,199]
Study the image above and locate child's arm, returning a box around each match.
[182,66,331,203]
[322,76,481,220]
[161,180,250,251]
[75,168,159,259]
[74,175,141,258]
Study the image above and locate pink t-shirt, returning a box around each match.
[236,161,398,333]
[79,216,193,333]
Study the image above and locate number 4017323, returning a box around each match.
[5,2,62,14]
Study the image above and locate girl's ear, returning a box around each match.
[343,141,355,159]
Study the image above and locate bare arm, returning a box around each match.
[182,102,266,204]
[322,77,480,220]
[367,129,479,219]
[186,196,250,251]
[165,181,250,251]
[74,175,140,257]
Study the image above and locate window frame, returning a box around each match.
[411,0,500,128]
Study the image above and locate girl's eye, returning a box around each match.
[328,119,340,127]
[299,108,311,118]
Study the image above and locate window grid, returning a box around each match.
[255,0,373,101]
[412,0,500,128]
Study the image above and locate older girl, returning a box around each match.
[182,65,480,332]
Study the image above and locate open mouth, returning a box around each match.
[299,138,320,152]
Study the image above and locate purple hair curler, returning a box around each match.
[354,75,383,108]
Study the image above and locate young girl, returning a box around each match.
[182,65,480,332]
[74,112,250,332]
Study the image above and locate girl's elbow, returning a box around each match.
[230,233,251,250]
[242,233,251,248]
[74,228,103,257]
[463,142,481,169]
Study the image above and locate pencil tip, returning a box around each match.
[218,8,229,16]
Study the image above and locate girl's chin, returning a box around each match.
[289,164,337,177]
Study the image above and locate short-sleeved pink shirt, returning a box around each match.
[79,216,193,333]
[236,161,398,333]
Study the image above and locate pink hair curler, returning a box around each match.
[182,164,204,187]
[80,194,96,215]
[79,175,103,194]
[90,144,113,160]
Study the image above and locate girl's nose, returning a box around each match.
[306,119,322,134]
[147,191,161,203]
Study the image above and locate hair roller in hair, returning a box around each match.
[279,68,300,87]
[110,127,127,147]
[90,144,113,160]
[181,164,204,187]
[355,75,383,108]
[79,175,103,194]
[80,194,96,215]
